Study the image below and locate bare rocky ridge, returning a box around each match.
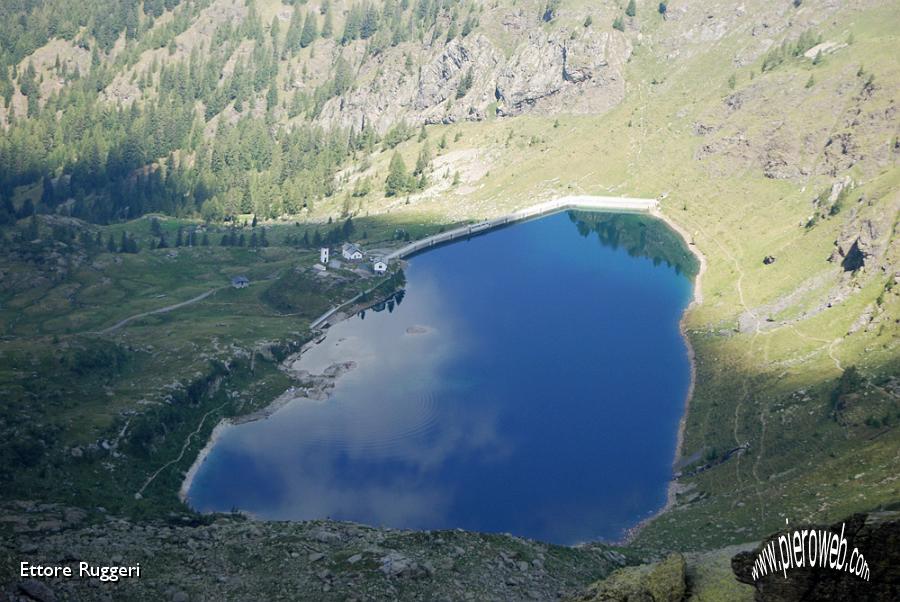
[318,26,631,132]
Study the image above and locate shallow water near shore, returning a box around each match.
[187,211,696,544]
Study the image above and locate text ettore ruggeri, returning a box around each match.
[20,560,142,582]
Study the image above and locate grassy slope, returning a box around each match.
[0,212,437,515]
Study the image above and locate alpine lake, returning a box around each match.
[187,210,698,545]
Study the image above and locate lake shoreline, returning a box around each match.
[178,290,402,505]
[619,206,707,545]
[178,418,231,503]
[180,203,706,544]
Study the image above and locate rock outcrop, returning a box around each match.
[831,216,884,273]
[495,29,630,117]
[319,27,630,133]
[573,553,687,602]
[0,501,624,602]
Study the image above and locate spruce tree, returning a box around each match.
[286,7,303,54]
[414,142,431,176]
[385,152,409,196]
[300,12,318,48]
[626,0,636,17]
[321,4,334,38]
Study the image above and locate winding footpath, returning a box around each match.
[97,287,224,335]
[136,402,228,499]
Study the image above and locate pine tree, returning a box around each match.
[321,3,334,38]
[360,5,379,39]
[446,17,458,42]
[626,0,636,18]
[342,4,362,43]
[342,217,355,238]
[300,12,318,48]
[413,142,431,176]
[385,152,409,196]
[40,176,54,208]
[456,68,474,98]
[286,7,303,54]
[270,17,281,53]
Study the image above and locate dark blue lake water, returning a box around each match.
[187,211,696,544]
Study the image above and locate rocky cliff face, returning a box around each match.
[318,26,631,132]
[495,29,630,117]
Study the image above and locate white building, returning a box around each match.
[342,243,363,261]
[373,258,388,273]
[320,247,329,264]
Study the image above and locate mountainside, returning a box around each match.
[1,0,898,599]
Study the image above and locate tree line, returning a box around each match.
[0,0,478,230]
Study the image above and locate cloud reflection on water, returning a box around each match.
[194,276,511,527]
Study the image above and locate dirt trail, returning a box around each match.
[97,287,223,335]
[136,402,227,499]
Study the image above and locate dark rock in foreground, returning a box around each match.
[732,511,900,602]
